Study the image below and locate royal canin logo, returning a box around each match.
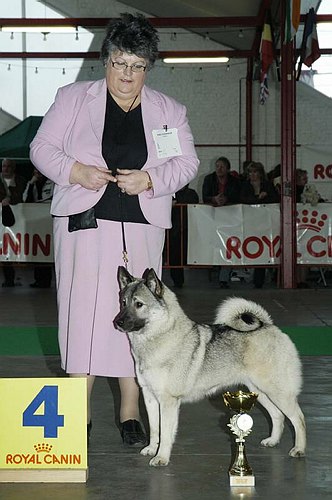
[296,209,328,232]
[5,443,81,465]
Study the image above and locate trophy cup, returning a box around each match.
[223,390,258,487]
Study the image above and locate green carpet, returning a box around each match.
[0,326,331,356]
[0,327,59,356]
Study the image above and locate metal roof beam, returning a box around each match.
[0,17,262,29]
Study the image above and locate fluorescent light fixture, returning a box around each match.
[163,57,229,64]
[1,26,77,33]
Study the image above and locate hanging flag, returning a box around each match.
[303,8,321,67]
[259,20,274,104]
[285,0,301,43]
[296,8,321,79]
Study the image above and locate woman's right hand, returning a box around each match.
[69,162,117,191]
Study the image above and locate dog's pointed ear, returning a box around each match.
[117,266,135,290]
[144,268,163,298]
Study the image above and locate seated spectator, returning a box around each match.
[202,156,241,288]
[0,158,27,287]
[240,161,279,205]
[240,161,279,289]
[23,169,54,288]
[203,156,240,207]
[168,184,199,288]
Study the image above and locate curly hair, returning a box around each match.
[100,13,159,70]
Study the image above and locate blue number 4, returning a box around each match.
[23,385,65,438]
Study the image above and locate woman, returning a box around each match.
[30,13,199,446]
[240,162,279,288]
[240,161,279,205]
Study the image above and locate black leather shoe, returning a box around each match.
[120,419,146,447]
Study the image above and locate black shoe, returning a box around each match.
[2,281,15,287]
[219,281,230,289]
[120,419,147,447]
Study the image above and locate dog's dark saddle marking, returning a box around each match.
[207,324,230,344]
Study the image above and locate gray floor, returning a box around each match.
[0,266,331,499]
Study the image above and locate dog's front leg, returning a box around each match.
[149,395,181,467]
[140,387,160,457]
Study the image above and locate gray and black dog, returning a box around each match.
[114,266,306,467]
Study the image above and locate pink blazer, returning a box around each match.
[30,79,199,228]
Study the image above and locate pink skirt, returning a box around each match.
[53,217,164,377]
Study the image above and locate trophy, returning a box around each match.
[223,390,258,487]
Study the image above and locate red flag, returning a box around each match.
[259,21,274,104]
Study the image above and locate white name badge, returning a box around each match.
[152,128,182,159]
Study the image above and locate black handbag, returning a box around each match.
[68,207,98,232]
[2,204,16,227]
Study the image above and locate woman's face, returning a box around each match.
[105,51,148,104]
[248,168,260,182]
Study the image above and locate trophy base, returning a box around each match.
[229,473,255,487]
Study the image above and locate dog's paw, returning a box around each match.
[289,446,305,458]
[140,444,158,457]
[149,455,169,467]
[260,437,279,448]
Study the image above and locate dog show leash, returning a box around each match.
[112,94,138,269]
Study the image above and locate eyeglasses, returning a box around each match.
[109,59,147,73]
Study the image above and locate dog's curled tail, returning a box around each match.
[215,297,273,332]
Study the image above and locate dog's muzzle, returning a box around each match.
[113,312,126,332]
[113,311,146,333]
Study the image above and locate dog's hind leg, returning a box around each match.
[140,387,160,458]
[286,406,306,457]
[149,395,181,467]
[248,382,306,457]
[246,382,285,448]
[269,396,306,458]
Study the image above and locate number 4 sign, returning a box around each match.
[0,378,87,483]
[23,385,65,438]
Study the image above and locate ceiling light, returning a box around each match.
[163,57,229,64]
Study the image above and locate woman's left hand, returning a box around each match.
[116,169,150,195]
